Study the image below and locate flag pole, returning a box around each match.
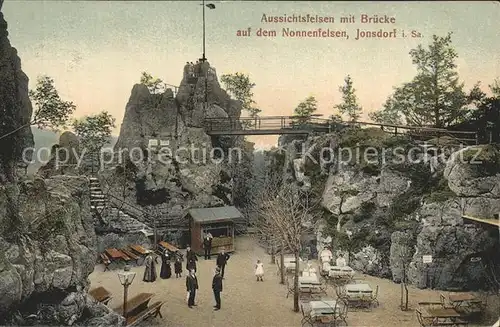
[202,0,206,61]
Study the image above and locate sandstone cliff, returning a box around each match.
[0,0,34,182]
[270,127,500,290]
[0,4,123,324]
[99,62,245,239]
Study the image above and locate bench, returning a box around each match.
[159,241,179,253]
[127,301,164,326]
[121,248,139,264]
[100,253,111,271]
[130,244,149,256]
[416,308,468,327]
[89,286,112,305]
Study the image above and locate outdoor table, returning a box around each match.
[158,241,178,253]
[423,307,463,325]
[345,283,372,298]
[329,266,354,277]
[130,244,149,255]
[449,293,483,314]
[299,276,320,285]
[309,300,339,316]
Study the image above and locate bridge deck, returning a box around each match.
[203,116,478,143]
[462,215,500,227]
[206,128,326,136]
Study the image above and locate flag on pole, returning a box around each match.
[206,3,216,9]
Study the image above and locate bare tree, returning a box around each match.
[253,180,319,312]
[399,248,412,311]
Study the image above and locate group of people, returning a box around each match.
[142,249,183,282]
[185,242,230,310]
[141,233,231,311]
[319,246,347,271]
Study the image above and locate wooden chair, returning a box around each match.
[415,308,433,327]
[285,277,296,298]
[300,302,314,327]
[336,299,349,326]
[439,293,455,309]
[319,283,328,296]
[335,285,346,298]
[100,253,111,271]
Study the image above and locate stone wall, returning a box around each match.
[268,127,500,290]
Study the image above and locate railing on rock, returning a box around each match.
[203,116,479,144]
[204,115,331,135]
[348,121,478,145]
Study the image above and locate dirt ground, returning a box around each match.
[89,236,499,327]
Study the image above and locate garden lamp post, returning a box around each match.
[117,265,136,319]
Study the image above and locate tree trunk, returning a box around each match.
[401,261,409,310]
[293,250,300,312]
[280,245,285,285]
[270,242,275,264]
[404,283,409,310]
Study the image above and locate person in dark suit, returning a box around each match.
[203,233,213,259]
[185,269,198,308]
[212,267,223,310]
[185,246,198,272]
[216,250,230,278]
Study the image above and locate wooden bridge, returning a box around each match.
[203,115,479,144]
[203,115,331,135]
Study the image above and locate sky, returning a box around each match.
[3,1,500,148]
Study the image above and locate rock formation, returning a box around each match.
[0,0,34,182]
[38,131,82,178]
[99,61,246,244]
[0,4,123,324]
[269,127,500,290]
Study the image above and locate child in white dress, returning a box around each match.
[255,259,264,281]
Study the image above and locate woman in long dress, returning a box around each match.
[255,259,264,281]
[143,252,157,282]
[160,250,172,279]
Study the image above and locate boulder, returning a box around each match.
[0,176,96,317]
[0,4,34,181]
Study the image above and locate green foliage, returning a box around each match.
[353,202,376,223]
[381,135,415,148]
[334,75,362,122]
[220,72,261,119]
[369,102,403,125]
[490,78,500,98]
[29,75,76,130]
[72,111,116,153]
[385,192,421,224]
[338,127,387,148]
[369,33,472,128]
[140,72,166,94]
[293,96,318,120]
[461,144,500,176]
[426,186,455,203]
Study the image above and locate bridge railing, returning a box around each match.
[204,115,331,132]
[349,121,478,145]
[203,116,479,144]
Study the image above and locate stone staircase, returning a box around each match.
[89,177,153,235]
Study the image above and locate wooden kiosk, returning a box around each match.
[186,206,242,255]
